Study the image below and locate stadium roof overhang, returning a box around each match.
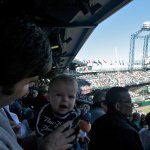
[0,0,133,77]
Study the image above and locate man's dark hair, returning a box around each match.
[0,18,52,95]
[105,86,129,105]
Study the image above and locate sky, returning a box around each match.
[75,0,150,64]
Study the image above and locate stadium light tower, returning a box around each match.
[129,21,150,71]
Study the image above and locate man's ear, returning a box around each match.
[114,102,121,111]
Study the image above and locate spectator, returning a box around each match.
[131,112,142,131]
[90,90,107,123]
[140,114,146,128]
[0,18,75,150]
[36,74,79,137]
[36,74,88,149]
[139,112,150,150]
[89,86,144,150]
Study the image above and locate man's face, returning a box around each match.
[0,76,39,108]
[48,82,77,114]
[117,91,133,117]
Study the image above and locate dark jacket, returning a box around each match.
[89,113,144,150]
[90,107,105,124]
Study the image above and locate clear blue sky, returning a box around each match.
[75,0,150,63]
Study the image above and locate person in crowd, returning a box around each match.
[36,75,91,150]
[9,98,35,122]
[140,113,146,128]
[90,90,107,123]
[20,88,39,109]
[89,86,144,150]
[36,74,79,136]
[76,78,93,122]
[139,112,150,150]
[76,100,92,122]
[36,74,91,149]
[0,18,75,150]
[76,97,92,150]
[131,112,142,131]
[75,79,93,147]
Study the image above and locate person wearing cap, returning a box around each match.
[76,79,93,122]
[75,80,93,150]
[90,90,107,124]
[89,86,144,150]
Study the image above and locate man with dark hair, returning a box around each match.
[89,86,144,150]
[0,18,75,150]
[0,18,52,99]
[90,90,107,123]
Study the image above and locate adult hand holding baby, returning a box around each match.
[37,121,75,150]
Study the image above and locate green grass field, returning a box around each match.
[137,105,150,114]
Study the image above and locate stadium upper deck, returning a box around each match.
[65,69,150,89]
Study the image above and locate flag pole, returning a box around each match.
[115,48,120,86]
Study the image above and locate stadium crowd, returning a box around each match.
[78,70,150,89]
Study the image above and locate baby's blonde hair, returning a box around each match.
[48,74,78,92]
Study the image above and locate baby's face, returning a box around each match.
[48,82,77,114]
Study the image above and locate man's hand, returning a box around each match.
[37,121,75,150]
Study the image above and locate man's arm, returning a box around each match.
[0,141,11,150]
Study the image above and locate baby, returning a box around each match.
[36,74,79,136]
